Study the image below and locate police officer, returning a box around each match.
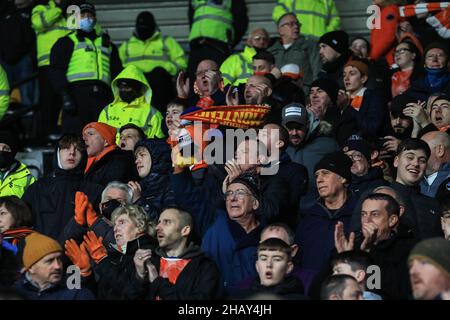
[0,65,9,121]
[50,2,122,134]
[187,0,248,80]
[31,0,71,140]
[119,11,187,112]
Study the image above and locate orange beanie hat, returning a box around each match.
[83,122,117,146]
[22,232,62,270]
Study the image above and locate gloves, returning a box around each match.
[65,239,92,277]
[83,231,107,264]
[74,191,88,226]
[62,92,77,115]
[86,202,98,228]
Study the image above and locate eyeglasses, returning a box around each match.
[346,153,363,161]
[252,35,268,41]
[394,48,412,55]
[224,189,252,200]
[280,21,301,28]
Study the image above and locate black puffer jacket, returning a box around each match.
[134,139,176,222]
[233,275,307,300]
[94,234,157,300]
[84,148,139,187]
[22,145,103,243]
[349,167,388,197]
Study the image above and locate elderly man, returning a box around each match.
[295,151,356,273]
[267,13,321,91]
[0,131,35,198]
[409,237,450,300]
[420,131,450,197]
[14,232,95,300]
[221,28,270,87]
[171,167,265,295]
[82,122,138,186]
[132,207,223,299]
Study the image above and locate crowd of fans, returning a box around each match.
[0,0,450,300]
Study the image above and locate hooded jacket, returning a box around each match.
[287,111,339,193]
[22,143,103,243]
[98,65,165,140]
[0,161,35,198]
[134,139,176,222]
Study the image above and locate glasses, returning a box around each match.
[280,21,301,28]
[346,153,363,161]
[252,35,268,41]
[224,189,252,200]
[394,48,412,55]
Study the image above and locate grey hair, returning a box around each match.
[101,181,133,204]
[372,186,405,207]
[111,205,149,234]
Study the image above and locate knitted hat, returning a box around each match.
[22,232,62,270]
[314,151,353,183]
[319,30,349,55]
[0,131,19,156]
[408,237,450,279]
[310,78,340,105]
[83,122,117,146]
[282,103,308,127]
[229,171,261,201]
[344,60,369,77]
[342,135,372,163]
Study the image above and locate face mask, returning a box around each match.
[119,90,139,103]
[136,26,154,40]
[100,199,122,220]
[0,151,15,170]
[79,18,95,33]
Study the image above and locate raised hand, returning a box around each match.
[83,231,107,264]
[133,249,153,279]
[74,191,88,226]
[334,221,355,253]
[127,181,142,203]
[226,86,239,106]
[65,239,91,277]
[176,71,190,99]
[360,222,379,252]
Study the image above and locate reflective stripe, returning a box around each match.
[142,107,157,133]
[38,54,50,63]
[67,72,96,81]
[193,14,232,25]
[237,73,252,80]
[101,47,111,55]
[237,53,252,79]
[221,73,233,82]
[125,55,169,63]
[279,3,290,14]
[39,12,49,28]
[0,90,9,95]
[293,10,328,20]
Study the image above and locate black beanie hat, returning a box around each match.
[310,78,339,105]
[0,131,19,156]
[319,30,349,55]
[342,135,372,163]
[314,151,353,183]
[229,170,261,201]
[79,2,96,16]
[424,42,449,62]
[409,237,450,279]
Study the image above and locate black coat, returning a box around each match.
[22,149,103,244]
[233,275,307,300]
[84,149,139,187]
[349,167,388,198]
[390,182,443,240]
[129,244,224,300]
[94,234,157,300]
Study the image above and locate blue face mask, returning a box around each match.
[79,18,95,33]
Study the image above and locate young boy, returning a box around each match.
[331,251,382,300]
[234,238,306,299]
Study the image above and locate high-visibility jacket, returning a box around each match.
[119,32,187,76]
[272,0,341,40]
[189,0,233,43]
[0,162,36,198]
[0,65,9,120]
[31,0,70,67]
[98,65,165,141]
[220,46,255,86]
[66,32,112,85]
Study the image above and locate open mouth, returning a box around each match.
[265,271,273,279]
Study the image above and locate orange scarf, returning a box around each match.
[350,88,367,111]
[85,145,117,173]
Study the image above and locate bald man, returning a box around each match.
[420,131,450,197]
